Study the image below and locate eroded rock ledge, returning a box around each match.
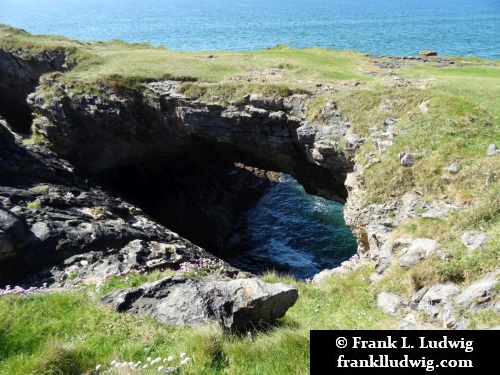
[28,79,356,204]
[0,48,71,133]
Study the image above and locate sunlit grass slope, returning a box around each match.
[0,268,397,375]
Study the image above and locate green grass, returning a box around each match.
[178,82,310,104]
[1,23,369,97]
[0,268,397,375]
[348,59,500,287]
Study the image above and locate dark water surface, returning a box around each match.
[223,175,357,279]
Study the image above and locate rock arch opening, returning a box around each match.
[97,150,357,279]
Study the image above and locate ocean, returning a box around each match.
[1,0,499,59]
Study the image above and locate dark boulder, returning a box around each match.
[100,276,298,330]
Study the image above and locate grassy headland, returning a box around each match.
[1,24,499,374]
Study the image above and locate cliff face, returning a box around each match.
[28,80,356,204]
[0,48,70,132]
[0,120,221,285]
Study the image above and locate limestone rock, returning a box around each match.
[321,99,342,125]
[312,254,364,283]
[377,291,408,316]
[375,139,393,152]
[412,286,429,304]
[437,305,460,328]
[455,272,500,313]
[417,283,461,319]
[398,311,442,330]
[244,94,284,111]
[447,162,459,174]
[312,269,337,283]
[245,105,268,119]
[398,238,438,268]
[461,231,490,250]
[486,144,500,156]
[419,50,438,57]
[399,320,425,330]
[296,122,318,144]
[398,152,415,167]
[283,94,310,118]
[375,237,413,275]
[100,277,298,330]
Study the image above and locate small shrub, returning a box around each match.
[27,200,42,209]
[407,223,418,233]
[276,62,294,70]
[438,249,481,283]
[29,185,50,194]
[415,206,426,214]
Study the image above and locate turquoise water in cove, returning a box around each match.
[0,0,499,59]
[1,0,497,278]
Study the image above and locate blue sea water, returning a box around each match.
[1,0,497,278]
[0,0,499,59]
[223,175,358,279]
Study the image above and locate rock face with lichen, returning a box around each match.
[0,48,71,133]
[0,120,229,285]
[26,80,355,204]
[99,277,299,330]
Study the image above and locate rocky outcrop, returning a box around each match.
[0,44,358,266]
[29,80,355,204]
[0,39,360,286]
[374,264,500,330]
[461,231,490,250]
[0,120,232,285]
[455,271,500,314]
[99,276,299,330]
[22,239,244,290]
[487,143,500,156]
[0,47,71,132]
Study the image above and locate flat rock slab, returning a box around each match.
[461,231,490,250]
[100,277,298,330]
